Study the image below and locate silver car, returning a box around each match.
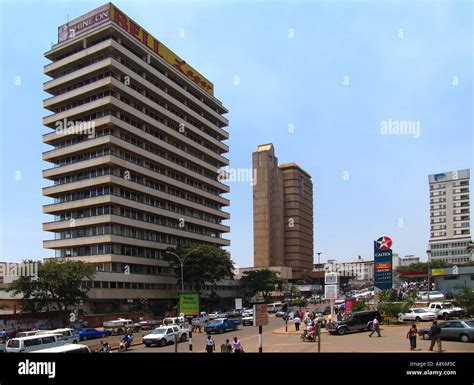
[419,320,474,343]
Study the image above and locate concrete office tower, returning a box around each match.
[42,4,232,313]
[252,144,314,276]
[252,144,285,267]
[428,169,472,264]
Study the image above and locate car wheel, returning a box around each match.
[337,327,347,336]
[422,332,431,340]
[180,334,187,342]
[367,323,372,331]
[144,342,152,347]
[443,313,449,320]
[233,325,238,331]
[83,336,88,341]
[159,338,167,347]
[415,317,421,322]
[219,328,224,334]
[460,334,470,343]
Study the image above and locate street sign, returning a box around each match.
[235,298,242,310]
[325,272,338,285]
[253,304,268,327]
[324,284,338,300]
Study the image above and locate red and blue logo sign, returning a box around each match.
[375,236,392,251]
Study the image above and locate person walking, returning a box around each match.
[220,339,232,353]
[231,336,243,353]
[407,323,418,351]
[294,316,301,331]
[428,320,442,353]
[205,335,215,353]
[368,316,381,337]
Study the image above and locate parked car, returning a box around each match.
[208,311,228,320]
[139,320,161,330]
[242,316,254,326]
[418,320,474,343]
[163,317,185,326]
[275,310,286,318]
[103,318,139,335]
[227,309,244,318]
[205,318,241,334]
[242,309,253,318]
[142,325,190,347]
[326,311,383,335]
[315,306,331,315]
[401,308,437,322]
[79,328,109,341]
[418,291,445,301]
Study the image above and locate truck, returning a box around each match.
[103,318,140,335]
[142,325,190,347]
[204,318,241,334]
[423,302,463,320]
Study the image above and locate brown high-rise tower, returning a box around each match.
[252,144,314,276]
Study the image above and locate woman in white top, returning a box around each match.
[232,336,243,353]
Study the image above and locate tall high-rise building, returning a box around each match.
[252,144,314,276]
[428,169,472,264]
[42,4,233,313]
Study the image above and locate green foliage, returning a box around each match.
[378,302,411,318]
[454,286,474,316]
[351,301,368,312]
[378,288,398,302]
[168,244,235,292]
[240,269,285,303]
[396,260,450,273]
[7,259,95,321]
[290,298,306,307]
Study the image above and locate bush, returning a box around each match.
[351,301,368,312]
[378,302,411,318]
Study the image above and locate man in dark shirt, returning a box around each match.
[429,320,442,353]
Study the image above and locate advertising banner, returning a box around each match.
[253,304,268,327]
[324,284,338,300]
[179,293,200,316]
[374,236,393,290]
[58,4,110,43]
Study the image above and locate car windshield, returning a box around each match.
[213,318,225,323]
[413,309,426,313]
[465,321,474,328]
[441,304,453,309]
[430,292,442,295]
[151,328,167,334]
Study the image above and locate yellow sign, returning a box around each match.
[431,268,445,276]
[109,4,214,95]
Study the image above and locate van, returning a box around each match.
[16,330,47,338]
[5,334,65,353]
[37,328,79,344]
[31,344,91,353]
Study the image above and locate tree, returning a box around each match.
[7,259,95,325]
[168,244,235,293]
[454,286,474,317]
[240,269,285,303]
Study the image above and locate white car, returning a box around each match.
[208,311,227,320]
[402,308,437,322]
[142,325,190,347]
[242,316,254,326]
[241,310,253,318]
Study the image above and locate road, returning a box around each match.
[118,315,474,353]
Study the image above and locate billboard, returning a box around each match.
[57,3,214,96]
[109,4,214,95]
[179,293,200,316]
[58,4,110,43]
[324,284,338,300]
[374,236,393,290]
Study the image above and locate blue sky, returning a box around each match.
[0,0,472,267]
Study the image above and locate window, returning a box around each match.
[24,338,42,347]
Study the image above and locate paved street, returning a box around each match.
[108,315,474,353]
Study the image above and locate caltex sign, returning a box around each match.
[374,236,393,290]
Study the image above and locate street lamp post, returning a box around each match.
[166,250,194,293]
[316,252,322,265]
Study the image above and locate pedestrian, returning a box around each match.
[368,316,381,337]
[407,323,418,351]
[232,336,243,353]
[294,316,301,331]
[205,335,215,353]
[428,320,442,353]
[337,311,342,322]
[220,339,232,353]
